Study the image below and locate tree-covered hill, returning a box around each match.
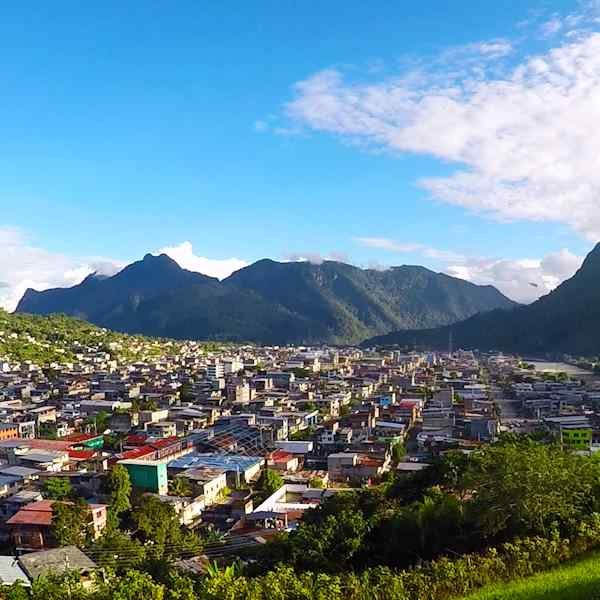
[0,309,178,365]
[363,242,600,356]
[16,254,516,345]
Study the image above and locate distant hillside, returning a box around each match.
[362,243,600,356]
[0,310,160,365]
[16,254,516,345]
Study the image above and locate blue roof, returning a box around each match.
[0,475,22,486]
[168,452,262,472]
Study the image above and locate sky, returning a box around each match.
[2,0,600,309]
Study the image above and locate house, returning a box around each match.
[146,421,178,438]
[247,483,323,530]
[18,546,97,585]
[266,450,299,473]
[119,459,169,495]
[168,452,263,486]
[7,500,107,551]
[327,452,389,483]
[175,467,227,506]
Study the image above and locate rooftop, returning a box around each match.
[168,452,263,472]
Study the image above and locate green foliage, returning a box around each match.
[255,468,283,500]
[104,465,132,529]
[6,515,600,600]
[101,570,165,600]
[289,427,315,441]
[87,411,111,435]
[0,309,180,366]
[51,499,93,547]
[131,495,202,560]
[391,442,406,464]
[466,442,600,538]
[90,529,146,572]
[168,477,192,497]
[309,477,325,489]
[364,243,600,355]
[15,256,514,346]
[43,477,73,500]
[464,551,600,599]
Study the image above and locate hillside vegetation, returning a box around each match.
[16,253,516,345]
[364,242,600,355]
[0,309,180,365]
[463,551,600,600]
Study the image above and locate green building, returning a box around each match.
[561,428,592,452]
[119,459,168,494]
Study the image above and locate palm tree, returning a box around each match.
[169,477,192,497]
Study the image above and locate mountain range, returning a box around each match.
[15,253,515,345]
[363,243,600,356]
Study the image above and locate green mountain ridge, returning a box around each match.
[362,243,600,355]
[16,254,516,345]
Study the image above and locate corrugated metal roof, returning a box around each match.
[19,546,96,580]
[0,556,30,586]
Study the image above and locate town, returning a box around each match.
[0,316,598,588]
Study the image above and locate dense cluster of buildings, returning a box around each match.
[0,334,599,579]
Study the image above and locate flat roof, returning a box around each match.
[168,452,263,472]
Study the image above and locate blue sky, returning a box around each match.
[2,0,599,308]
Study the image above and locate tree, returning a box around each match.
[131,495,201,560]
[169,476,192,497]
[465,442,600,538]
[87,410,110,435]
[92,529,145,572]
[51,499,93,547]
[256,467,283,498]
[105,464,132,529]
[43,477,73,500]
[285,508,367,572]
[391,442,406,465]
[102,570,165,600]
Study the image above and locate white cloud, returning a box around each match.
[540,16,563,37]
[284,26,600,240]
[354,236,583,303]
[253,119,268,132]
[158,241,247,279]
[445,249,583,303]
[356,237,464,262]
[0,227,124,311]
[282,250,349,265]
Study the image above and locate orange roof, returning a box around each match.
[0,438,72,452]
[6,499,106,527]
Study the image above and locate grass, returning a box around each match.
[462,551,600,600]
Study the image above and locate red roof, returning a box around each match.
[63,433,99,443]
[398,400,420,408]
[116,447,154,461]
[125,434,148,446]
[268,450,295,463]
[68,449,96,461]
[6,499,106,527]
[7,500,54,527]
[148,437,179,450]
